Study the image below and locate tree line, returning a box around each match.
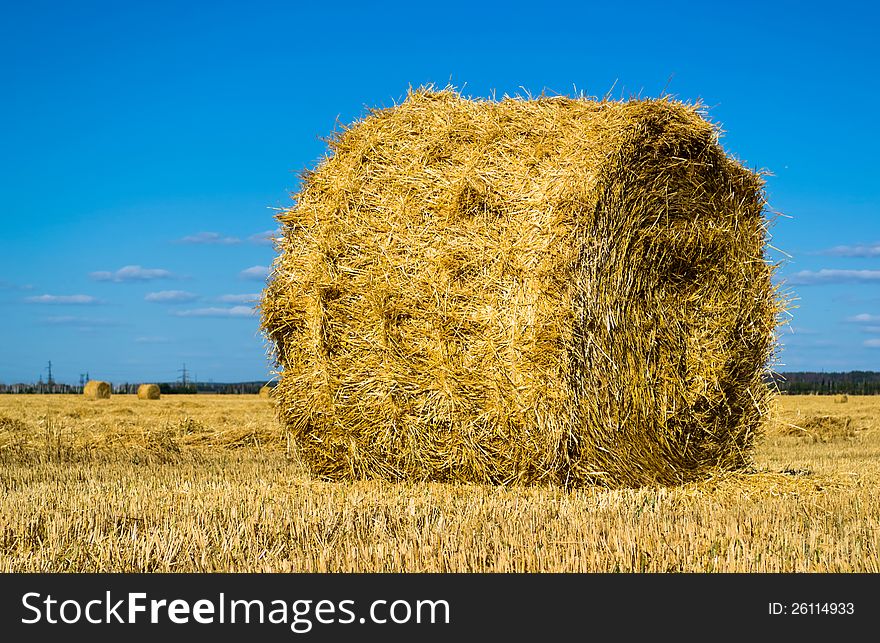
[3,373,879,395]
[0,381,272,394]
[766,371,880,395]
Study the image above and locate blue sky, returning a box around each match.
[1,0,878,384]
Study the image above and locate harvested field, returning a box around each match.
[0,393,877,572]
[0,394,282,464]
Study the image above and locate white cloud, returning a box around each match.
[43,316,119,327]
[25,294,100,305]
[217,293,260,303]
[90,265,175,282]
[778,337,837,349]
[145,290,198,304]
[248,230,276,245]
[865,339,880,348]
[135,336,170,344]
[782,325,817,335]
[240,265,270,280]
[822,242,880,257]
[177,231,241,245]
[846,313,880,323]
[787,269,880,285]
[174,306,255,318]
[0,280,34,291]
[45,316,88,324]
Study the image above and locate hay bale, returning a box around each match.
[260,88,780,487]
[259,385,274,398]
[833,394,848,403]
[137,384,161,400]
[83,380,111,400]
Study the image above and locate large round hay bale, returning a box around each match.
[833,394,848,403]
[260,88,781,488]
[137,384,161,400]
[83,380,111,400]
[259,385,274,398]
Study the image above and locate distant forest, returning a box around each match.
[767,371,880,395]
[3,373,880,395]
[0,381,272,395]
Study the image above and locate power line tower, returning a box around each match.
[80,373,86,388]
[178,363,189,388]
[46,361,54,386]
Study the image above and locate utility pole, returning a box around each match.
[178,363,189,388]
[46,361,54,386]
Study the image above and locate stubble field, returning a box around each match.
[0,393,877,572]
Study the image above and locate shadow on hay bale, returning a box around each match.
[83,380,111,400]
[137,384,161,400]
[260,87,782,488]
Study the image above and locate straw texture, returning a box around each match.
[260,88,780,487]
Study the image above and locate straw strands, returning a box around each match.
[260,87,781,488]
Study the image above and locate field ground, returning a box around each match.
[0,394,877,572]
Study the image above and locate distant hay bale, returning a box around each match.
[260,87,781,488]
[833,394,848,403]
[137,384,161,400]
[83,380,111,400]
[259,385,274,399]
